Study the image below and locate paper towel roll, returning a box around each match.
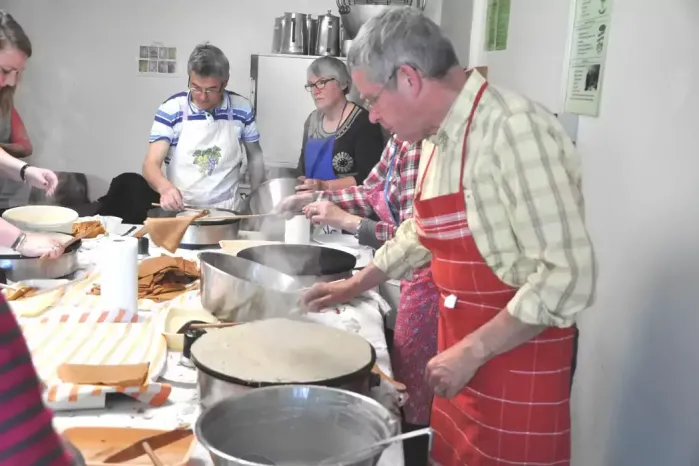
[285,215,311,244]
[100,237,138,313]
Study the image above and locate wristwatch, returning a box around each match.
[353,218,363,239]
[11,232,26,251]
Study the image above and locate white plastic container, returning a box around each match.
[284,215,311,244]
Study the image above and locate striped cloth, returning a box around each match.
[21,312,170,411]
[0,296,74,465]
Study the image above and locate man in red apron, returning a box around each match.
[302,7,596,466]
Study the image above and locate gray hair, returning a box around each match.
[307,56,351,94]
[347,7,459,87]
[187,43,230,81]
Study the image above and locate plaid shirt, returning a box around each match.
[374,70,596,327]
[318,138,421,241]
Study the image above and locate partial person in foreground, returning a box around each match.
[143,43,265,211]
[296,56,384,193]
[279,138,437,466]
[0,294,83,465]
[302,7,596,466]
[0,11,65,258]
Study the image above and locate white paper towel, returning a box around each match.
[285,215,311,244]
[100,237,138,313]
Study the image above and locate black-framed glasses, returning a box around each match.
[304,78,336,92]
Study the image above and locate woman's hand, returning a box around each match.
[301,279,361,311]
[296,176,326,192]
[272,192,315,219]
[303,200,360,231]
[24,167,59,196]
[16,233,65,258]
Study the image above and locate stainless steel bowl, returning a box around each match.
[196,385,398,466]
[340,2,426,40]
[198,252,305,322]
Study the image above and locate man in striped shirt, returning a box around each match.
[143,43,265,211]
[0,296,79,465]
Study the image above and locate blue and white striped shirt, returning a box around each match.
[149,90,260,163]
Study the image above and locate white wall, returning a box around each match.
[0,0,442,199]
[440,0,472,65]
[468,0,699,464]
[572,0,699,464]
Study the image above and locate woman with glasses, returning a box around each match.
[143,43,265,211]
[296,56,384,193]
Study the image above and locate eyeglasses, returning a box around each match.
[304,78,336,92]
[190,86,222,96]
[362,68,398,111]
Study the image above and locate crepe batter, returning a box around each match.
[190,318,373,383]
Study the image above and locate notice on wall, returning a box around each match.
[485,0,511,52]
[564,0,613,116]
[138,44,177,75]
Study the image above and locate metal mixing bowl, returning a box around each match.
[196,385,398,466]
[198,252,304,322]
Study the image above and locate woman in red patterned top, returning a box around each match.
[278,138,437,466]
[0,292,81,465]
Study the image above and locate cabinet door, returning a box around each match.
[251,55,318,168]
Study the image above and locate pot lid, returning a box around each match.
[190,318,375,387]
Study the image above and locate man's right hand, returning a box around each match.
[160,186,184,211]
[301,279,361,311]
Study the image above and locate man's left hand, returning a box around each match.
[425,339,487,398]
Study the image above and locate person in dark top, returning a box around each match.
[296,57,384,193]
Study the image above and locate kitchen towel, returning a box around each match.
[100,237,138,313]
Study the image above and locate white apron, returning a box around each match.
[166,93,245,210]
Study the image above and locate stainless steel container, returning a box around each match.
[198,252,304,322]
[307,15,319,55]
[0,232,80,281]
[146,207,241,249]
[196,385,398,466]
[272,16,284,53]
[317,10,341,56]
[242,177,299,239]
[280,12,308,55]
[337,0,427,40]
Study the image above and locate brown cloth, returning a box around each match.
[72,220,106,239]
[142,214,203,253]
[90,256,200,302]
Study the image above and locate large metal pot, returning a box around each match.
[198,252,305,322]
[146,207,241,249]
[0,232,80,281]
[241,177,299,238]
[196,385,397,466]
[236,243,356,286]
[337,0,427,40]
[188,318,379,409]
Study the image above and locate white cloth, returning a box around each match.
[166,93,244,209]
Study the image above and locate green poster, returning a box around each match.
[485,0,511,52]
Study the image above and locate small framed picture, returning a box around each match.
[158,61,168,73]
[149,46,158,59]
[138,60,148,73]
[168,47,177,60]
[167,62,176,74]
[158,47,168,59]
[148,60,158,73]
[139,46,149,59]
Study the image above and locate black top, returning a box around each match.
[297,104,385,184]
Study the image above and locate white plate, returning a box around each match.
[312,231,362,249]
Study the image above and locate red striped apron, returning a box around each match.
[415,82,575,465]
